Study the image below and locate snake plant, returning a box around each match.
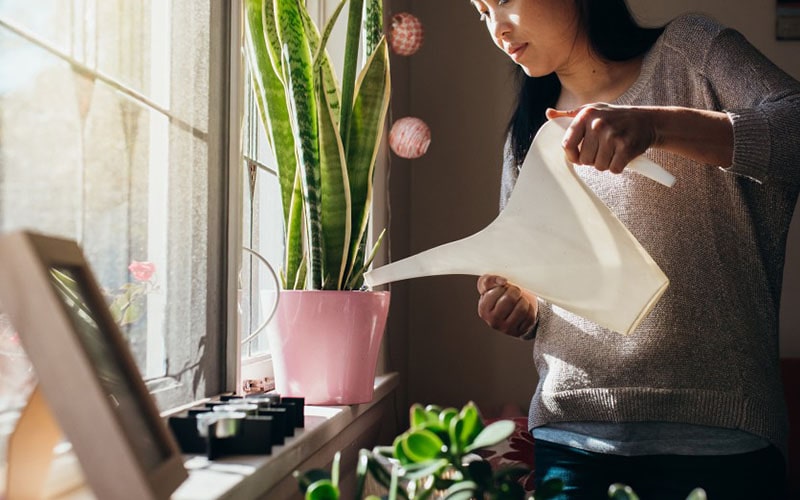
[244,0,390,290]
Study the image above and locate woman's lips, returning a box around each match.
[508,43,528,61]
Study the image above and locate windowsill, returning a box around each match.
[173,373,398,499]
[11,373,398,500]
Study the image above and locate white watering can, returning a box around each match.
[364,117,673,335]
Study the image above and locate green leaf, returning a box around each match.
[393,433,413,466]
[442,480,479,500]
[293,469,331,494]
[464,420,515,453]
[608,483,640,500]
[450,402,483,453]
[439,408,458,430]
[401,429,445,463]
[305,479,339,500]
[410,404,428,429]
[401,458,448,480]
[364,0,384,57]
[299,0,342,127]
[244,0,297,239]
[316,64,351,289]
[286,169,305,287]
[275,0,324,288]
[338,0,364,145]
[344,38,390,286]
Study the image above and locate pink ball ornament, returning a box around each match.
[389,13,424,56]
[389,117,431,159]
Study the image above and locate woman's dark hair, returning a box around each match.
[507,0,664,166]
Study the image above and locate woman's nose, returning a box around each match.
[490,17,511,40]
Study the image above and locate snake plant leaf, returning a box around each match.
[284,167,304,287]
[338,0,364,144]
[316,65,351,289]
[244,0,297,230]
[299,0,342,128]
[345,37,390,282]
[276,0,324,288]
[365,0,383,58]
[344,228,385,290]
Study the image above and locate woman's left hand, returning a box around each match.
[546,104,658,174]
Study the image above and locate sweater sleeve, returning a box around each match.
[699,20,800,185]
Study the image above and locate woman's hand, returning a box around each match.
[477,275,538,338]
[546,104,657,174]
[547,104,733,170]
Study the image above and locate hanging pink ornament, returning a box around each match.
[389,13,424,56]
[389,117,431,159]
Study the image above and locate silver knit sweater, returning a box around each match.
[499,14,800,456]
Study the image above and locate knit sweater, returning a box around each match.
[499,14,800,457]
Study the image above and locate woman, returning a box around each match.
[472,0,800,498]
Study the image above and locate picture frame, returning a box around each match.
[0,230,187,499]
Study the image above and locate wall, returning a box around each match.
[387,0,800,417]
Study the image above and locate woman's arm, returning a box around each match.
[546,105,734,171]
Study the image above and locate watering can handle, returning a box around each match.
[625,155,676,187]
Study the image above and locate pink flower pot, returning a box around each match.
[267,290,390,405]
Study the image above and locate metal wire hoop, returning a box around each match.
[240,246,280,346]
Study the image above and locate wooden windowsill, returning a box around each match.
[9,373,399,500]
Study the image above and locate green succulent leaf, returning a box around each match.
[410,404,428,429]
[442,480,479,500]
[464,420,515,454]
[393,433,414,466]
[401,429,445,463]
[293,469,331,494]
[401,458,449,480]
[439,407,458,430]
[305,479,339,500]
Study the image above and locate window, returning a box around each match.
[0,0,235,462]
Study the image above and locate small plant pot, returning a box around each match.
[267,290,390,405]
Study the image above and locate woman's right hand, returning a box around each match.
[477,275,538,338]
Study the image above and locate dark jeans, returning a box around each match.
[534,439,787,500]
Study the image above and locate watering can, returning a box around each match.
[364,118,673,335]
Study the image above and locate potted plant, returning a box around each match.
[244,0,391,404]
[294,402,561,500]
[293,403,712,500]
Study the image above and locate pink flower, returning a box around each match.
[128,261,156,282]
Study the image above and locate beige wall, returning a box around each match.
[387,0,800,418]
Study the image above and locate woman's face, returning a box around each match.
[470,0,585,77]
